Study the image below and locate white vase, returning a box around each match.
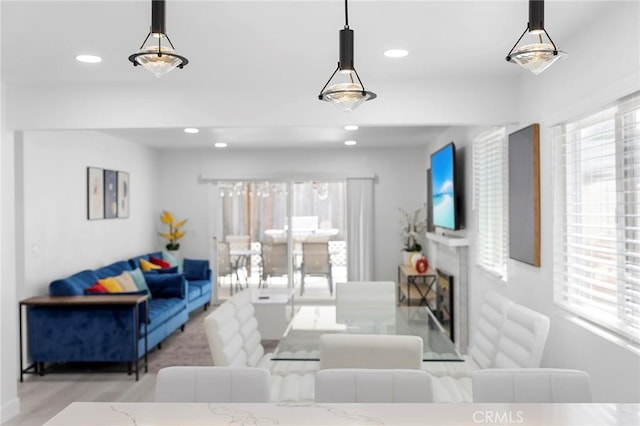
[165,249,181,259]
[401,250,417,266]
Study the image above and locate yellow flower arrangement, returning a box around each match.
[160,210,187,251]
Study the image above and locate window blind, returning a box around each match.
[553,93,640,347]
[473,127,508,278]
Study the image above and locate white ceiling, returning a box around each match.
[1,1,610,149]
[101,125,453,149]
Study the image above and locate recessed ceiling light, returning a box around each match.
[344,140,357,146]
[384,49,408,58]
[76,55,102,63]
[184,128,199,134]
[214,142,228,148]
[344,125,359,131]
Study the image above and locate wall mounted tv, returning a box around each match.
[430,142,460,230]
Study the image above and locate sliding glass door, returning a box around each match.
[215,180,346,302]
[216,182,288,299]
[291,181,346,299]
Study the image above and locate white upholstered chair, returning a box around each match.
[319,334,423,370]
[336,281,396,307]
[494,302,550,369]
[204,290,270,369]
[467,292,513,370]
[425,292,512,380]
[429,293,550,404]
[227,290,272,368]
[204,302,249,367]
[155,366,271,402]
[335,281,396,323]
[203,290,316,402]
[472,368,592,403]
[315,369,434,403]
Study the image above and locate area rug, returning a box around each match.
[147,306,279,373]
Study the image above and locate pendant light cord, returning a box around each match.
[344,0,349,28]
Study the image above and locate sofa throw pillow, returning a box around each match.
[85,282,108,293]
[183,259,209,281]
[144,273,185,298]
[162,251,179,267]
[150,256,171,269]
[113,272,138,292]
[98,277,124,293]
[140,258,161,271]
[126,268,152,300]
[155,266,179,274]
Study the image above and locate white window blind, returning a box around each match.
[553,93,640,348]
[473,127,508,279]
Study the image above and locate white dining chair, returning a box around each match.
[336,281,396,307]
[335,281,396,323]
[467,292,513,370]
[493,302,550,369]
[472,368,592,403]
[155,366,271,402]
[319,334,423,370]
[315,368,434,403]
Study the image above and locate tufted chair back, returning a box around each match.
[468,292,513,369]
[472,368,592,403]
[315,368,434,403]
[493,303,550,368]
[228,290,267,367]
[204,302,248,367]
[155,366,271,402]
[319,334,423,370]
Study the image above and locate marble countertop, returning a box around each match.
[44,402,640,426]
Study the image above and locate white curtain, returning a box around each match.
[346,178,374,281]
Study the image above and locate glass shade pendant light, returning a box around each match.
[318,0,376,112]
[506,0,567,75]
[128,0,188,78]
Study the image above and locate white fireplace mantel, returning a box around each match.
[425,231,469,353]
[426,232,469,247]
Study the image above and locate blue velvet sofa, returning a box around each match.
[26,252,212,374]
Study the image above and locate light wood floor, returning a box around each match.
[3,372,158,426]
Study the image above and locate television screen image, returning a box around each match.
[431,142,457,230]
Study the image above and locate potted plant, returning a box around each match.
[399,206,426,265]
[160,210,187,254]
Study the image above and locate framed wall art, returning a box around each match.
[104,169,118,219]
[87,167,104,220]
[117,171,130,218]
[508,123,541,267]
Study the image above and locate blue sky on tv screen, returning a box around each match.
[432,144,455,229]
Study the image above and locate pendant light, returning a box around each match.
[128,0,188,78]
[506,0,567,75]
[318,0,376,112]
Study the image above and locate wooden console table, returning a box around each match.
[19,294,149,381]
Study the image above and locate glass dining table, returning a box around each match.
[271,305,462,362]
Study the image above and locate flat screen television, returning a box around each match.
[430,142,459,230]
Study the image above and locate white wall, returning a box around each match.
[1,14,21,415]
[510,3,640,403]
[157,147,428,284]
[19,130,161,298]
[428,4,640,402]
[0,1,20,415]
